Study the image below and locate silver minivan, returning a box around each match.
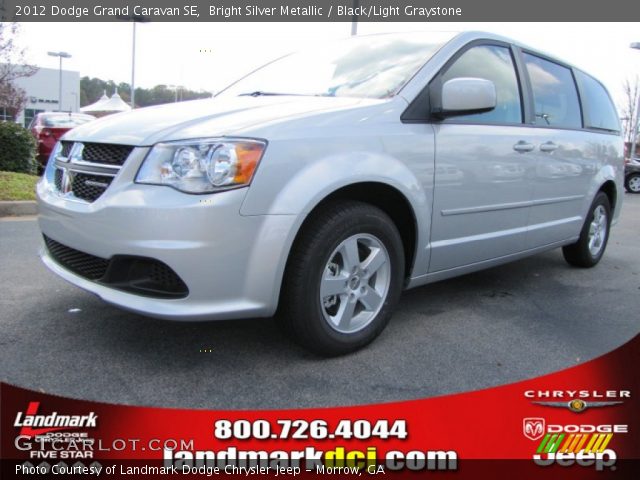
[37,32,623,355]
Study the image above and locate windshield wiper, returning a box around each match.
[237,91,326,97]
[239,91,300,97]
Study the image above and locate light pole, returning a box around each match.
[117,15,149,108]
[168,84,178,103]
[129,16,150,109]
[47,51,72,112]
[630,42,640,160]
[131,22,137,108]
[351,0,359,36]
[69,92,78,112]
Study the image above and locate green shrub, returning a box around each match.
[0,121,37,174]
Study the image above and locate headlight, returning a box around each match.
[136,139,266,194]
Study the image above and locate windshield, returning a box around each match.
[43,115,94,128]
[218,33,452,99]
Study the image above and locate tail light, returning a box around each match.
[41,128,52,137]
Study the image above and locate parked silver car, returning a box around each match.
[37,32,623,355]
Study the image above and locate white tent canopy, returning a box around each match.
[79,90,109,113]
[98,91,131,112]
[80,90,131,114]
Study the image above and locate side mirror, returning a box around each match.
[435,77,497,117]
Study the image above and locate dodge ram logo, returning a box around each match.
[523,418,545,441]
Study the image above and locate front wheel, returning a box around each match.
[279,201,405,356]
[562,192,611,268]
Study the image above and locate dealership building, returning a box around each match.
[1,65,80,127]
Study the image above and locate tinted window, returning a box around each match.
[441,45,522,124]
[25,109,45,128]
[575,71,620,132]
[523,53,581,129]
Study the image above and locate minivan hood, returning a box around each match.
[64,96,374,146]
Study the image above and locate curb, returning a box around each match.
[0,201,37,217]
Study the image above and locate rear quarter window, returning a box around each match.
[575,71,620,133]
[523,53,582,129]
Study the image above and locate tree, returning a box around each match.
[620,76,639,156]
[0,23,37,120]
[80,76,212,108]
[0,81,27,119]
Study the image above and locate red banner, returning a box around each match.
[2,335,638,479]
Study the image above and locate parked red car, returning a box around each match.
[29,112,95,168]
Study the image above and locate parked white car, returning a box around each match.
[37,32,623,355]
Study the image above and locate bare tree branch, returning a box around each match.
[0,22,37,117]
[0,82,27,120]
[619,76,639,147]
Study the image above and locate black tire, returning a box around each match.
[562,192,611,268]
[625,173,640,193]
[279,200,405,356]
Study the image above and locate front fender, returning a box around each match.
[240,144,435,303]
[244,150,428,216]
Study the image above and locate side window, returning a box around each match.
[24,109,44,129]
[575,71,620,132]
[523,53,582,129]
[0,107,14,122]
[27,115,38,130]
[441,45,522,124]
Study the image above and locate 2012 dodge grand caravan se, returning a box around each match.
[37,32,623,355]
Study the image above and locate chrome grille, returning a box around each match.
[71,173,114,202]
[52,141,133,203]
[82,143,133,166]
[54,168,63,191]
[60,141,73,157]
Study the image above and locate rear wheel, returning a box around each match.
[625,173,640,193]
[562,192,611,268]
[279,201,405,356]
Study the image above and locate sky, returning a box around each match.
[13,22,640,109]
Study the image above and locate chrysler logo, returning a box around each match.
[532,400,623,413]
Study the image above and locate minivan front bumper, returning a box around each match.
[36,150,296,321]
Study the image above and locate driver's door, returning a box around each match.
[428,43,537,272]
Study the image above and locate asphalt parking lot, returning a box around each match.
[1,195,639,409]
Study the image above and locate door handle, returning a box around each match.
[540,141,559,153]
[513,141,535,153]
